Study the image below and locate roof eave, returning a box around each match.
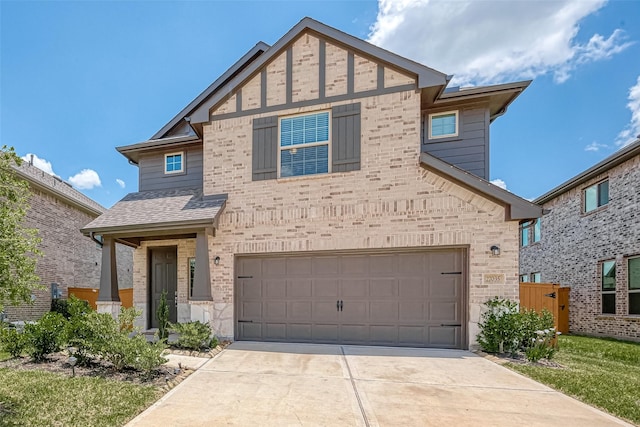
[116,135,202,164]
[81,217,219,237]
[419,153,542,221]
[535,138,640,204]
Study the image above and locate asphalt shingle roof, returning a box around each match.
[82,188,226,233]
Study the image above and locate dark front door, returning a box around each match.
[150,247,178,328]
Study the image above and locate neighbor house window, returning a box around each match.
[520,274,529,283]
[533,218,541,243]
[279,111,330,178]
[584,180,608,213]
[628,257,640,315]
[602,260,616,314]
[531,272,541,283]
[188,257,196,298]
[520,221,530,247]
[165,152,184,174]
[428,111,458,139]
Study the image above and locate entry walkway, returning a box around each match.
[128,342,631,426]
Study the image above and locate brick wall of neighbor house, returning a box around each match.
[520,155,640,341]
[4,185,133,322]
[199,33,520,345]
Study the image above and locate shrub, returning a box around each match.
[157,290,169,341]
[0,326,27,357]
[131,338,167,378]
[477,297,558,362]
[169,321,212,350]
[50,298,70,318]
[24,312,67,361]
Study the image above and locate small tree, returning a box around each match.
[0,146,42,311]
[156,290,169,341]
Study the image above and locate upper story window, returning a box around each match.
[428,111,458,139]
[602,260,616,314]
[279,111,330,178]
[165,152,184,174]
[520,221,530,247]
[533,218,541,243]
[584,179,608,213]
[629,257,640,315]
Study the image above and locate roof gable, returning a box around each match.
[190,17,448,124]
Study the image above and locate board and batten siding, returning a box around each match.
[138,146,203,191]
[422,106,490,180]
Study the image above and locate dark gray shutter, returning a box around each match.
[252,116,278,181]
[332,103,361,172]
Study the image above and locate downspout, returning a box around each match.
[90,232,103,248]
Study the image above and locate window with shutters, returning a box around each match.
[252,103,361,181]
[279,111,330,178]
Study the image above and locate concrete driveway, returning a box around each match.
[128,342,630,426]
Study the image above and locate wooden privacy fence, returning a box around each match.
[68,288,133,310]
[519,283,570,334]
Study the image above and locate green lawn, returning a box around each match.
[0,369,159,426]
[507,335,640,425]
[0,352,9,362]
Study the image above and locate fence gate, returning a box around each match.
[519,283,569,334]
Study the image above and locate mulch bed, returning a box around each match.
[473,349,565,368]
[0,342,230,391]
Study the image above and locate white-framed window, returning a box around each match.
[531,272,541,283]
[520,221,530,247]
[584,179,608,213]
[628,257,640,315]
[601,259,616,314]
[533,218,541,243]
[279,111,330,178]
[164,152,184,174]
[428,110,458,139]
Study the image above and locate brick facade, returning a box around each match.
[520,153,640,341]
[4,163,133,321]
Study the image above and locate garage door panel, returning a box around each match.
[370,301,399,322]
[342,279,367,297]
[312,257,339,275]
[287,279,312,297]
[236,249,465,348]
[288,324,312,341]
[288,302,312,320]
[312,279,338,297]
[265,280,286,298]
[370,279,397,297]
[313,324,339,342]
[265,323,287,340]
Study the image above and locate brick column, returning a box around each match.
[191,231,213,301]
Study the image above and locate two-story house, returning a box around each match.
[82,18,541,349]
[520,138,640,342]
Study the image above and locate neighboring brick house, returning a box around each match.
[520,138,640,342]
[83,18,541,349]
[3,160,133,321]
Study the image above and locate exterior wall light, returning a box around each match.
[490,245,500,256]
[214,256,221,265]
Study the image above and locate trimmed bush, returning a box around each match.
[169,321,212,350]
[24,312,67,361]
[0,325,27,357]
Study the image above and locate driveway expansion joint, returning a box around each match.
[340,346,371,427]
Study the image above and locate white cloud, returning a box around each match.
[584,141,609,152]
[115,178,125,189]
[368,0,632,86]
[21,153,57,176]
[490,178,507,190]
[615,75,640,147]
[68,169,102,190]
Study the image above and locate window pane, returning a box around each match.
[532,272,541,283]
[281,145,329,178]
[630,293,640,315]
[602,260,616,291]
[280,112,329,147]
[602,293,616,314]
[533,218,541,242]
[629,258,640,290]
[598,180,609,207]
[521,221,530,247]
[584,185,597,212]
[189,258,196,298]
[431,113,456,137]
[520,274,529,283]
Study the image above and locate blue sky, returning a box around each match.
[2,0,639,208]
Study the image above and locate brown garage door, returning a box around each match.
[235,249,465,348]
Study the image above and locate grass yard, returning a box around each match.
[0,352,9,362]
[507,335,640,425]
[0,369,159,426]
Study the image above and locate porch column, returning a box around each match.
[191,231,213,301]
[96,236,121,316]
